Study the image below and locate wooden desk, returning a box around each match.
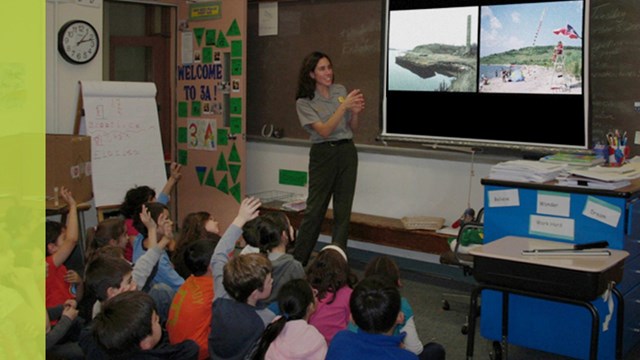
[466,236,629,360]
[260,201,451,255]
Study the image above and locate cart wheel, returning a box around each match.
[461,324,468,335]
[489,341,502,360]
[442,300,450,311]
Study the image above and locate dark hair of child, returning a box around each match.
[120,186,156,219]
[222,253,272,303]
[84,254,133,302]
[176,211,220,248]
[46,220,64,256]
[172,212,221,274]
[306,248,357,304]
[79,253,133,321]
[350,275,401,334]
[91,291,156,357]
[251,278,315,360]
[257,212,291,253]
[132,202,168,237]
[242,217,261,248]
[363,255,400,288]
[184,239,216,277]
[86,218,126,261]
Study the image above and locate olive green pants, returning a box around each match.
[293,140,358,265]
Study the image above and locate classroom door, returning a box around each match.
[105,1,174,161]
[175,1,247,230]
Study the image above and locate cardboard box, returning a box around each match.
[46,134,93,207]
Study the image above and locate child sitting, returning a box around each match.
[172,211,221,279]
[326,275,416,360]
[132,202,184,292]
[46,187,83,310]
[208,197,276,360]
[80,205,172,323]
[239,217,261,255]
[360,256,446,360]
[90,291,198,359]
[251,278,327,360]
[255,212,305,306]
[120,162,182,261]
[306,245,358,345]
[85,217,128,264]
[166,239,217,360]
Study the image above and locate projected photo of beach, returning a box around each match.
[478,1,583,94]
[388,7,478,92]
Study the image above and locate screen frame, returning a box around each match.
[381,0,590,152]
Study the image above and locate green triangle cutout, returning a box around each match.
[230,182,242,204]
[229,164,241,183]
[217,174,229,194]
[227,19,241,36]
[205,168,216,187]
[216,153,228,171]
[228,143,241,162]
[216,31,229,48]
[194,28,205,47]
[195,166,207,185]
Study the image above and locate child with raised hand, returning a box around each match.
[360,256,446,360]
[120,162,182,261]
[209,196,277,360]
[255,212,305,306]
[306,245,358,345]
[251,278,327,360]
[132,201,184,292]
[46,187,83,309]
[172,211,221,279]
[326,275,415,360]
[90,291,199,360]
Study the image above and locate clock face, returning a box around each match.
[58,20,100,64]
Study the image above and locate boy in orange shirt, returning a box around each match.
[166,239,216,360]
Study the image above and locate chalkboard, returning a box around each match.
[589,0,640,155]
[247,0,383,146]
[79,81,166,207]
[248,0,640,155]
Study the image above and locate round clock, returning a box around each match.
[58,20,100,65]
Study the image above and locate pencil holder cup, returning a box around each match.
[608,145,629,167]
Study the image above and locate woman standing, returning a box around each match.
[293,51,365,266]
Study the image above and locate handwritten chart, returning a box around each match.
[80,81,166,207]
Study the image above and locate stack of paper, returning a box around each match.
[557,163,640,189]
[489,160,567,183]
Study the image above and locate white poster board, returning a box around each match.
[80,81,166,207]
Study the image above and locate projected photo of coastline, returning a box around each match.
[478,1,583,94]
[388,7,478,92]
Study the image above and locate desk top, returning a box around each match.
[481,177,640,198]
[470,236,629,273]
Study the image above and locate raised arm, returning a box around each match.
[133,206,170,288]
[211,197,261,300]
[160,162,182,198]
[52,188,78,267]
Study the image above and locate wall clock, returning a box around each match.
[58,20,100,65]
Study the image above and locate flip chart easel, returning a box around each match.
[75,80,167,220]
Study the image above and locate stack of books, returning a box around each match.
[489,160,566,183]
[540,152,605,168]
